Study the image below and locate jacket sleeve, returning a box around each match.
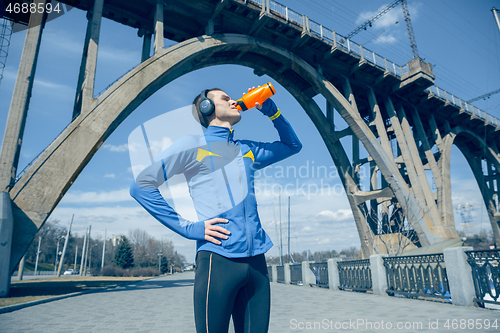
[243,106,302,170]
[129,137,205,240]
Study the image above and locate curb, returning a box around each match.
[0,287,109,314]
[0,275,161,314]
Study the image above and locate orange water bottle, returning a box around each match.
[235,83,276,111]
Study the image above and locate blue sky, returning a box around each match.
[1,0,499,262]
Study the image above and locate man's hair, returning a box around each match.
[192,88,224,128]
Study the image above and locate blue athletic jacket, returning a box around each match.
[130,101,302,258]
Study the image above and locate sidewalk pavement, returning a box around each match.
[0,271,498,333]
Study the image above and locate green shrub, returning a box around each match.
[113,237,134,269]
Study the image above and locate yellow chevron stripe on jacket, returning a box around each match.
[243,150,255,162]
[196,148,222,162]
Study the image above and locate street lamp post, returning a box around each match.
[54,237,64,274]
[158,252,162,274]
[57,215,73,277]
[34,236,41,276]
[79,227,87,276]
[88,244,97,275]
[101,230,106,269]
[74,245,78,270]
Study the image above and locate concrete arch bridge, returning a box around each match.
[2,0,500,287]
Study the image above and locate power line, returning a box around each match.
[345,0,401,40]
[467,89,500,103]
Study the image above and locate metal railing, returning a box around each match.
[248,0,407,78]
[466,249,500,308]
[290,263,302,285]
[383,254,450,301]
[310,262,329,288]
[246,0,498,129]
[338,259,372,292]
[427,86,500,128]
[276,265,285,283]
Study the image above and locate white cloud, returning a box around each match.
[374,34,397,44]
[103,143,129,152]
[104,173,115,179]
[255,178,361,256]
[60,188,134,204]
[97,45,139,66]
[315,209,353,222]
[33,77,74,96]
[43,32,84,55]
[128,165,148,178]
[317,238,331,245]
[1,68,18,82]
[356,4,401,29]
[149,137,175,157]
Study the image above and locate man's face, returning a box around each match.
[208,90,241,126]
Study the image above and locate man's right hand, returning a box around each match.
[204,218,231,245]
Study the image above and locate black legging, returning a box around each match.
[194,251,270,333]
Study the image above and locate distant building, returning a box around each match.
[110,235,124,247]
[184,264,195,271]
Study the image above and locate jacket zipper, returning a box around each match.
[228,132,252,256]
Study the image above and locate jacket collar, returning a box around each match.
[205,125,234,141]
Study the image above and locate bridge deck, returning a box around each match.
[1,271,497,332]
[54,0,499,138]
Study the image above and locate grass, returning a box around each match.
[21,261,57,271]
[1,276,148,308]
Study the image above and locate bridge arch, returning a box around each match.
[10,33,439,270]
[441,126,500,242]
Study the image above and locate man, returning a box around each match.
[130,87,301,332]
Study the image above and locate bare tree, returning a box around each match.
[127,228,185,268]
[363,198,419,256]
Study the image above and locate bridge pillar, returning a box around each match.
[385,97,438,230]
[73,0,104,118]
[460,145,500,247]
[0,0,47,192]
[366,88,394,243]
[326,101,334,127]
[205,20,214,36]
[410,106,447,223]
[0,192,14,296]
[337,78,374,258]
[397,105,440,227]
[154,1,165,54]
[139,29,152,63]
[0,0,47,296]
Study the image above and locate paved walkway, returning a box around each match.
[0,271,498,333]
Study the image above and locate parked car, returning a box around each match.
[63,269,79,275]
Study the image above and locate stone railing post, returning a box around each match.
[271,265,277,283]
[284,263,291,284]
[443,246,475,307]
[327,258,341,290]
[370,254,388,295]
[301,261,316,287]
